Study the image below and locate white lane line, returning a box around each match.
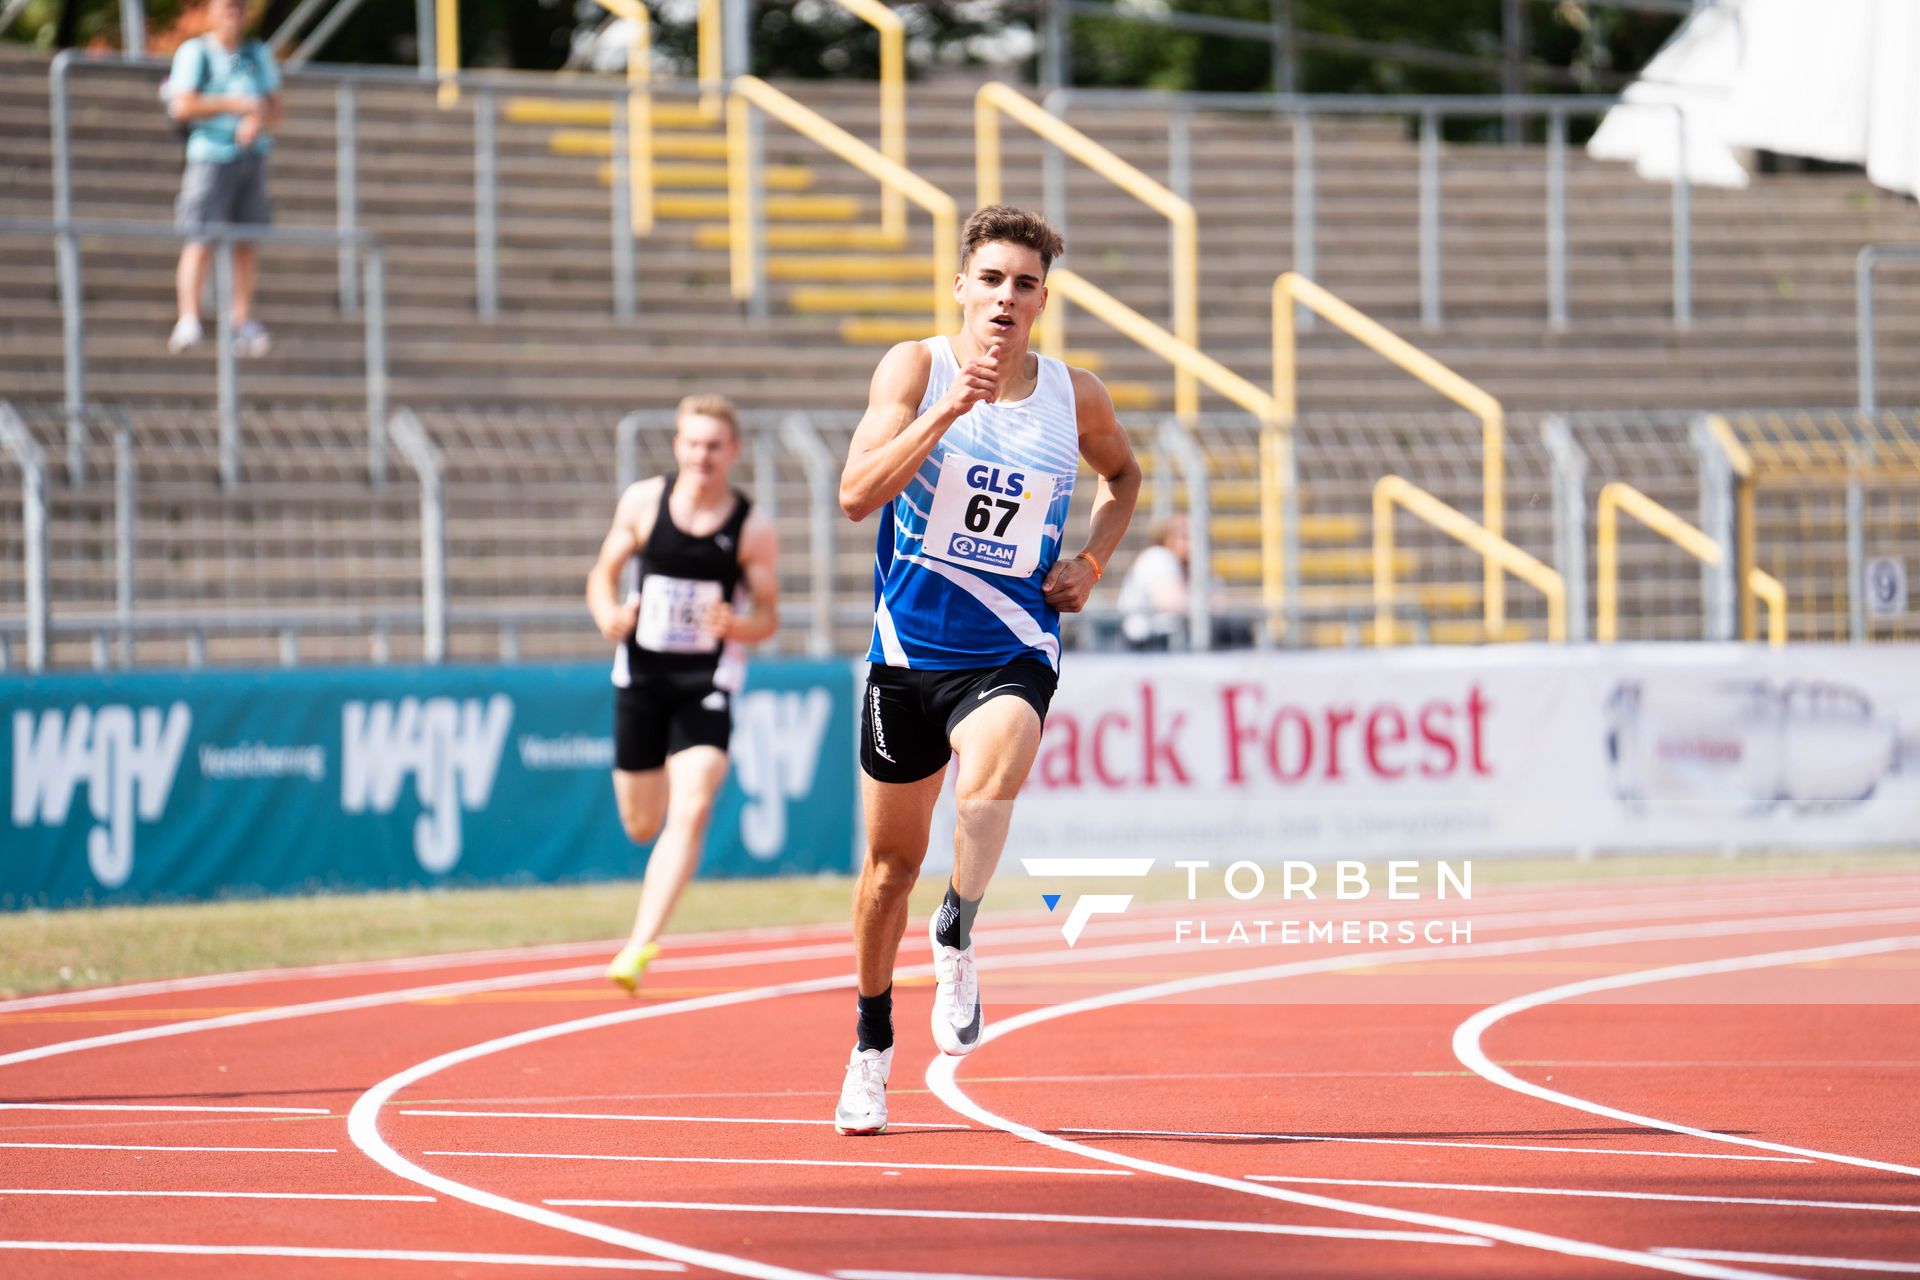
[0,1240,684,1270]
[1655,1248,1920,1274]
[0,1141,337,1153]
[1243,1175,1920,1214]
[0,963,605,1070]
[345,928,1340,1280]
[1453,935,1920,1179]
[838,1270,1083,1280]
[1064,1127,1808,1163]
[0,1102,330,1115]
[542,1199,1486,1246]
[422,1151,1129,1177]
[926,906,1920,1280]
[0,1187,433,1202]
[401,1109,968,1130]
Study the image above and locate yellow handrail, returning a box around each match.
[592,0,654,235]
[698,0,722,117]
[1596,480,1786,647]
[975,82,1199,422]
[1750,569,1788,647]
[436,0,459,107]
[1275,273,1507,640]
[727,76,957,334]
[1048,269,1272,419]
[1373,475,1564,645]
[825,0,908,240]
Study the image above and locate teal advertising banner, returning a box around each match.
[3,660,858,909]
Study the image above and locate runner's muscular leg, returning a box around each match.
[624,745,729,948]
[612,768,668,847]
[853,767,946,997]
[946,696,1043,900]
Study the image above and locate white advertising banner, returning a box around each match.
[925,645,1920,864]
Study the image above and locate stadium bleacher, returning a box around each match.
[2,29,1918,667]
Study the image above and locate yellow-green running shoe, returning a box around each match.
[606,940,661,995]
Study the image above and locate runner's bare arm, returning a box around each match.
[1043,368,1141,612]
[707,510,780,644]
[839,340,999,521]
[585,478,661,643]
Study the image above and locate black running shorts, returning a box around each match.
[859,656,1058,784]
[613,671,732,773]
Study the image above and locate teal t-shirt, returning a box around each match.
[168,35,281,164]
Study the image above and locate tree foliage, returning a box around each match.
[9,0,1680,93]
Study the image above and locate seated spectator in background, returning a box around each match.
[165,0,281,358]
[1117,513,1252,650]
[1117,514,1195,651]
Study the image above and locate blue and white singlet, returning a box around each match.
[866,335,1080,671]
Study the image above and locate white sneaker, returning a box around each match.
[929,911,982,1056]
[834,1044,892,1136]
[234,320,272,358]
[167,315,203,353]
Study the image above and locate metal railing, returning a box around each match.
[1154,415,1214,651]
[1539,416,1590,642]
[1857,245,1920,415]
[1272,273,1508,637]
[2,215,390,488]
[727,76,957,329]
[388,410,447,663]
[1595,481,1785,646]
[977,82,1201,420]
[1371,475,1565,645]
[0,404,49,671]
[1042,87,1694,331]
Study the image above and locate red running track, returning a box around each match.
[1,868,1917,1279]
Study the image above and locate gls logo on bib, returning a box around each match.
[11,704,192,889]
[340,696,513,873]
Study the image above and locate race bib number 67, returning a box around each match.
[922,449,1058,579]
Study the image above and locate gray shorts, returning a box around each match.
[175,151,273,238]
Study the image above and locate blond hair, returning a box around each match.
[961,205,1065,276]
[675,393,740,439]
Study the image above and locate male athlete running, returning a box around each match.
[833,206,1141,1134]
[586,394,780,992]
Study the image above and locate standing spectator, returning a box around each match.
[165,0,280,358]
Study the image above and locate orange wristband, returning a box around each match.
[1074,550,1104,582]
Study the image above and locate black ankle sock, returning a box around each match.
[855,985,894,1052]
[934,880,982,950]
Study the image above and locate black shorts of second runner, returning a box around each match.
[860,656,1058,784]
[614,670,732,773]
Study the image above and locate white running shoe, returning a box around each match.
[834,1044,892,1135]
[234,319,272,358]
[929,911,982,1056]
[167,315,203,353]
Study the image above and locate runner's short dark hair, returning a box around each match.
[961,206,1065,276]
